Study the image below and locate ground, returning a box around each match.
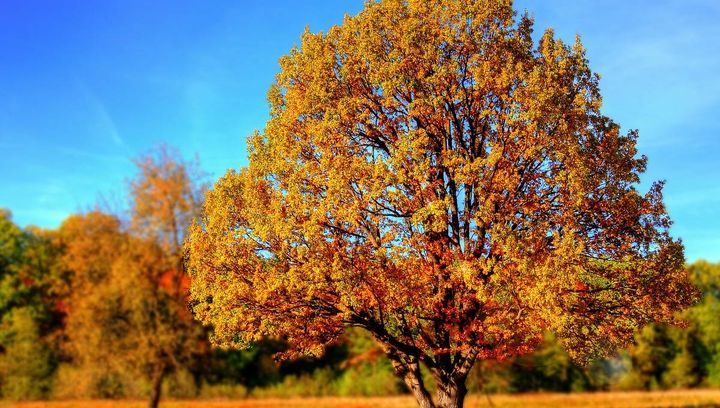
[4,390,720,408]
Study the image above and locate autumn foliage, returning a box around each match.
[186,1,696,407]
[56,147,207,408]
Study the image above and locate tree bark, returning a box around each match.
[148,363,166,408]
[387,350,435,408]
[382,342,477,408]
[433,348,478,408]
[435,379,468,408]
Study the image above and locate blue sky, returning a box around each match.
[0,1,717,262]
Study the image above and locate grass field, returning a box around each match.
[5,390,720,408]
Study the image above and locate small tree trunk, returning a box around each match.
[148,364,166,408]
[435,380,468,408]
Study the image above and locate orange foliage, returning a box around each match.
[186,1,697,407]
[158,269,191,295]
[57,147,206,408]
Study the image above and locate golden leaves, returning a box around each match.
[187,0,695,369]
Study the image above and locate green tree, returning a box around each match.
[508,333,588,392]
[0,307,53,399]
[0,210,30,321]
[617,262,720,390]
[0,211,61,399]
[687,261,720,386]
[622,324,676,390]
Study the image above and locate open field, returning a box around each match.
[5,390,720,408]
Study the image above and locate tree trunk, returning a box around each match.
[387,351,435,408]
[435,380,468,408]
[433,348,478,408]
[402,370,435,408]
[382,344,477,408]
[148,363,166,408]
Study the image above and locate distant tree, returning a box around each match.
[60,146,207,408]
[662,335,700,389]
[0,209,24,279]
[186,1,696,407]
[198,342,283,396]
[128,145,207,408]
[59,212,135,397]
[506,333,586,392]
[620,324,676,390]
[0,307,54,399]
[0,210,32,320]
[109,235,200,406]
[0,211,61,399]
[130,144,205,269]
[619,261,720,390]
[685,261,720,385]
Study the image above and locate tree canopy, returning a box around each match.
[59,147,207,408]
[188,1,696,407]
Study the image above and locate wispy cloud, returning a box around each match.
[78,82,127,150]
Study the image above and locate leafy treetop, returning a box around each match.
[187,1,696,407]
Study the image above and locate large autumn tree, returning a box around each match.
[186,1,696,407]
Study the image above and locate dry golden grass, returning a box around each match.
[5,390,720,408]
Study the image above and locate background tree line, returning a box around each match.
[0,146,716,404]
